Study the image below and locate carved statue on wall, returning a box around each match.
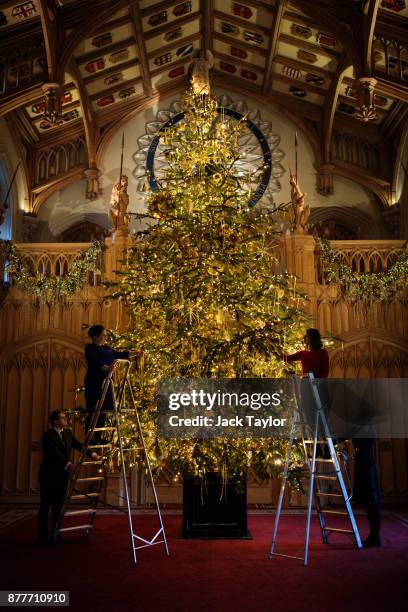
[287,171,310,234]
[108,175,130,236]
[84,167,101,201]
[353,77,377,123]
[187,49,214,96]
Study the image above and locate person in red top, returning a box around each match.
[282,328,329,378]
[282,329,381,547]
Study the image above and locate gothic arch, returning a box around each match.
[329,329,408,378]
[0,332,87,495]
[309,205,374,239]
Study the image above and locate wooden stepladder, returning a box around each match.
[269,373,362,565]
[55,359,169,564]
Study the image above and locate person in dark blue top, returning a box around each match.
[84,325,130,438]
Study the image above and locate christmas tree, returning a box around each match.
[112,87,308,483]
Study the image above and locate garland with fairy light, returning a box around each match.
[110,86,310,486]
[0,239,102,304]
[317,238,408,304]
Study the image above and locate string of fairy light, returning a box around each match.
[318,238,408,306]
[0,240,101,304]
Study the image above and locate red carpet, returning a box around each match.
[1,513,407,612]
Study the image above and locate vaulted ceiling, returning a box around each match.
[0,0,407,216]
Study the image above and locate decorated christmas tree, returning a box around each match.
[111,86,308,483]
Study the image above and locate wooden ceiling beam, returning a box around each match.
[212,9,271,36]
[94,91,148,127]
[92,15,133,36]
[361,0,381,75]
[279,33,341,60]
[0,84,46,119]
[68,59,99,198]
[201,0,213,55]
[147,30,201,58]
[376,9,408,42]
[56,0,136,83]
[374,76,408,104]
[76,37,137,65]
[140,0,184,17]
[30,101,81,126]
[127,0,153,98]
[212,31,268,57]
[88,76,143,101]
[82,59,140,86]
[216,0,273,14]
[213,48,264,71]
[58,0,123,27]
[144,12,200,40]
[263,0,288,94]
[150,55,193,78]
[380,100,408,138]
[292,0,362,75]
[5,113,32,209]
[213,70,323,121]
[0,22,42,51]
[23,82,77,109]
[32,121,85,150]
[272,73,327,98]
[391,112,408,199]
[274,54,335,78]
[37,0,58,83]
[322,58,350,169]
[11,109,39,146]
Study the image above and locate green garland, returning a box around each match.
[317,238,408,304]
[1,239,102,304]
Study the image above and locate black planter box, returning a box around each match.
[182,473,250,539]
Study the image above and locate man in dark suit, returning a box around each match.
[38,410,100,546]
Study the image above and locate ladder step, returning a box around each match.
[76,477,105,483]
[59,525,93,533]
[320,509,348,516]
[65,509,96,517]
[82,460,104,466]
[71,493,100,500]
[315,458,335,463]
[92,427,116,432]
[314,475,337,480]
[304,440,329,444]
[323,527,354,534]
[316,492,345,498]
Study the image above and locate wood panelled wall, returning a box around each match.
[0,234,407,506]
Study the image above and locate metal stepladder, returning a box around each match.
[269,372,362,565]
[55,359,169,564]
